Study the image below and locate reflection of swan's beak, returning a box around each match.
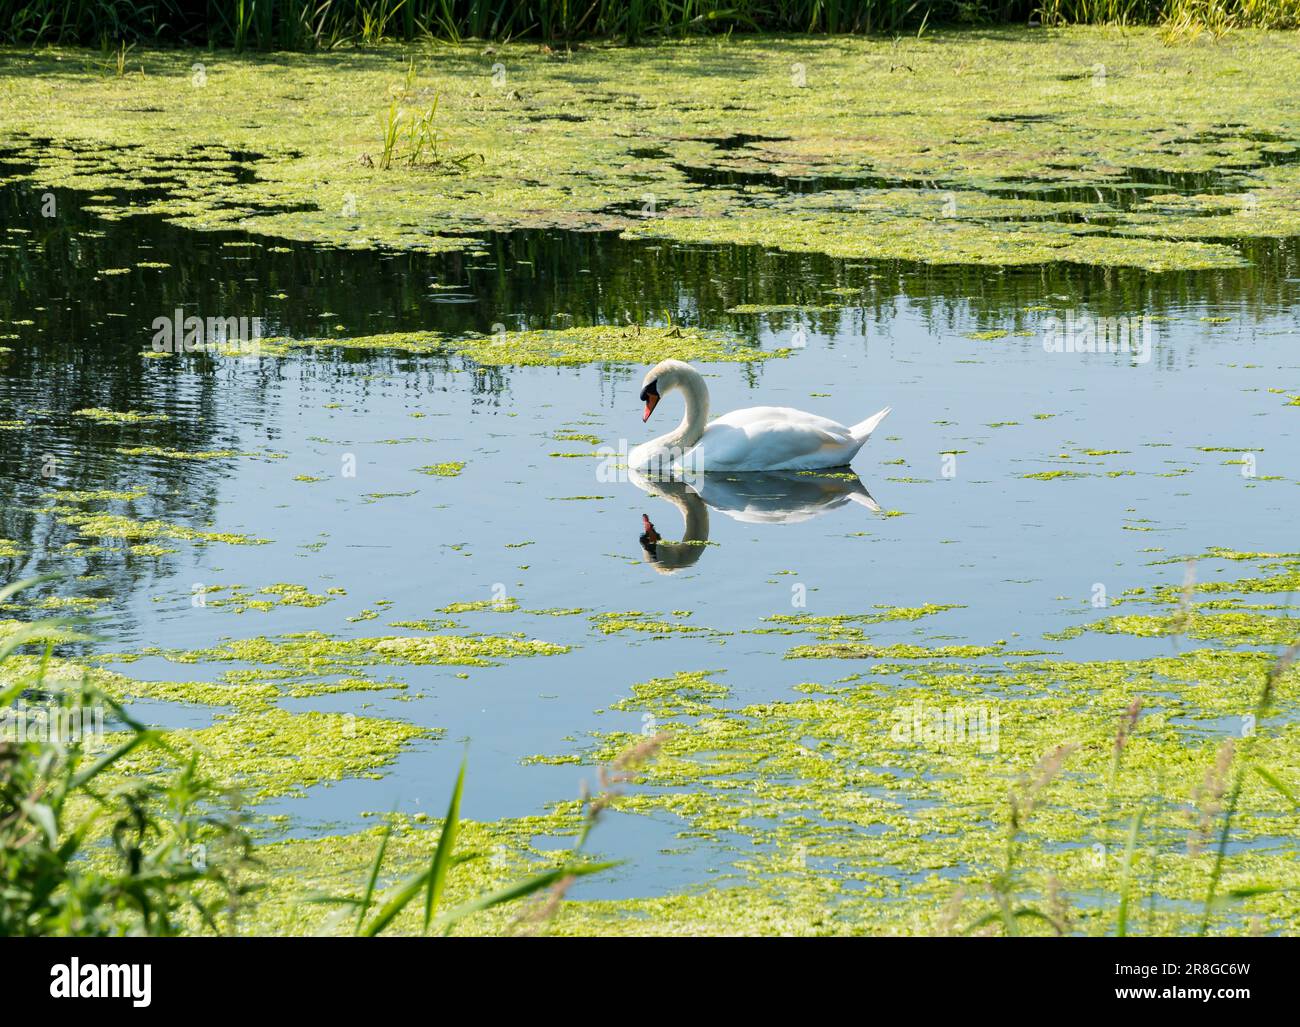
[639,514,663,559]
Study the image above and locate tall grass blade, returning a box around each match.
[423,755,465,931]
[1116,807,1143,937]
[355,816,395,935]
[433,861,620,936]
[1255,765,1299,806]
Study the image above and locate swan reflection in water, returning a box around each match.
[631,467,882,573]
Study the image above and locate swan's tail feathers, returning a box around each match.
[846,489,882,514]
[850,406,891,444]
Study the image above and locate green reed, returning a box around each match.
[312,754,624,936]
[948,635,1300,937]
[379,100,403,170]
[2,0,1297,48]
[0,577,256,937]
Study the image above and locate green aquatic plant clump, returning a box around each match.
[57,510,269,547]
[260,325,781,367]
[201,583,347,614]
[417,461,465,477]
[71,407,168,424]
[462,325,781,366]
[43,488,149,503]
[141,625,571,679]
[116,445,240,461]
[120,707,429,801]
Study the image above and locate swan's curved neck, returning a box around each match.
[673,487,709,545]
[655,367,709,452]
[645,486,709,572]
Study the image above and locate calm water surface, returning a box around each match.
[1,169,1297,896]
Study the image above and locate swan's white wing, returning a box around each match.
[698,407,855,471]
[711,406,854,438]
[690,421,754,468]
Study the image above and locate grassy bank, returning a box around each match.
[1,0,1298,49]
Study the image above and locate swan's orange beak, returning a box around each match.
[640,380,660,423]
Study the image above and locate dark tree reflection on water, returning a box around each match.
[0,168,1296,631]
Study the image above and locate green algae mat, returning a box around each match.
[2,28,1298,271]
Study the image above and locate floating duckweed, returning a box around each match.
[388,618,462,631]
[205,583,342,614]
[71,407,168,424]
[35,595,108,609]
[459,325,782,367]
[786,642,1005,659]
[438,598,519,613]
[128,542,177,557]
[371,634,568,665]
[726,303,841,314]
[591,611,722,637]
[121,707,431,801]
[362,490,418,502]
[58,510,269,546]
[417,461,465,477]
[1023,470,1088,480]
[44,488,148,502]
[259,325,781,367]
[753,604,963,638]
[7,31,1299,278]
[116,445,240,460]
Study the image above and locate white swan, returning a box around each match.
[629,359,890,473]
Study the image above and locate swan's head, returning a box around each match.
[639,359,696,423]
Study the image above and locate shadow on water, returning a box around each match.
[671,129,1300,218]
